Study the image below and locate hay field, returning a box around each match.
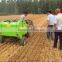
[0,14,62,62]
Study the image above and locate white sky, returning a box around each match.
[0,0,18,2]
[0,0,1,2]
[0,0,13,2]
[0,0,40,2]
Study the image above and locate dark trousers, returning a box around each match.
[54,31,62,50]
[47,25,54,40]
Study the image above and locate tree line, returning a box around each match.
[0,0,62,15]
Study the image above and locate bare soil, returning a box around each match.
[0,14,62,62]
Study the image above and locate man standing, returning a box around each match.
[47,10,55,40]
[20,11,28,21]
[54,9,62,50]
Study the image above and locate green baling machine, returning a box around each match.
[0,19,29,46]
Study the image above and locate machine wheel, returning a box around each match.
[19,37,27,46]
[0,36,3,43]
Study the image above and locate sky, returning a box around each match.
[0,0,14,2]
[0,0,1,2]
[0,0,40,2]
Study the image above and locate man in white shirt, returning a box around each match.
[54,8,62,50]
[20,12,30,38]
[20,12,28,20]
[47,10,55,40]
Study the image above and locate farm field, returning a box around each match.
[0,14,62,62]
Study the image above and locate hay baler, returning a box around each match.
[0,19,28,45]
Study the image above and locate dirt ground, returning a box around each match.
[0,14,62,62]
